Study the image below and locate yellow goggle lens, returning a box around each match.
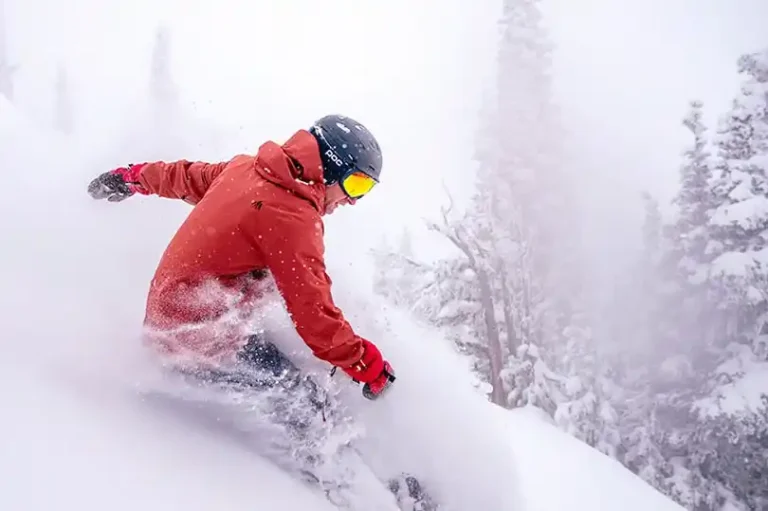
[342,171,377,198]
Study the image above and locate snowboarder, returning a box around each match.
[87,114,395,399]
[86,114,435,510]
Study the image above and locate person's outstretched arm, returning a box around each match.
[87,159,230,205]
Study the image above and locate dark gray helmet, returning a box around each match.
[309,114,383,185]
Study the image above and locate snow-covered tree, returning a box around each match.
[372,229,429,311]
[54,64,73,135]
[372,26,768,511]
[595,191,692,501]
[0,0,16,102]
[149,24,178,111]
[621,47,768,511]
[375,0,570,407]
[709,48,768,255]
[707,46,768,352]
[469,0,578,407]
[645,102,721,369]
[410,255,491,383]
[670,100,717,279]
[373,0,592,413]
[425,199,507,405]
[371,226,493,398]
[680,51,768,511]
[551,316,622,457]
[615,192,680,365]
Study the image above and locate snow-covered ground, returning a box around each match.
[0,357,339,511]
[0,98,685,511]
[0,356,684,511]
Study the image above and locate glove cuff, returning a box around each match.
[342,340,385,384]
[113,163,149,194]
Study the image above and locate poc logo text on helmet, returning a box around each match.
[325,149,345,167]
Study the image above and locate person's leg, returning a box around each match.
[233,335,440,511]
[171,334,437,510]
[233,334,329,432]
[164,334,332,478]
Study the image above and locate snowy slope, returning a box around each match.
[0,100,684,511]
[0,352,684,511]
[0,359,337,511]
[503,407,685,511]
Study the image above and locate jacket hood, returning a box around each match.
[254,129,327,213]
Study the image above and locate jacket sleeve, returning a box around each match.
[245,201,366,368]
[137,160,229,205]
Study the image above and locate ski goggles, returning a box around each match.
[340,170,377,199]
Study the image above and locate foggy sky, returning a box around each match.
[5,0,767,265]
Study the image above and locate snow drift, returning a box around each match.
[0,99,684,510]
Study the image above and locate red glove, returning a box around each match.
[88,163,149,202]
[342,340,396,400]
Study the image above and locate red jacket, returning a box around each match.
[136,129,366,369]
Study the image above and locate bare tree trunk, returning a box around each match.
[428,195,508,406]
[499,265,518,356]
[489,194,518,363]
[520,262,532,343]
[476,265,505,406]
